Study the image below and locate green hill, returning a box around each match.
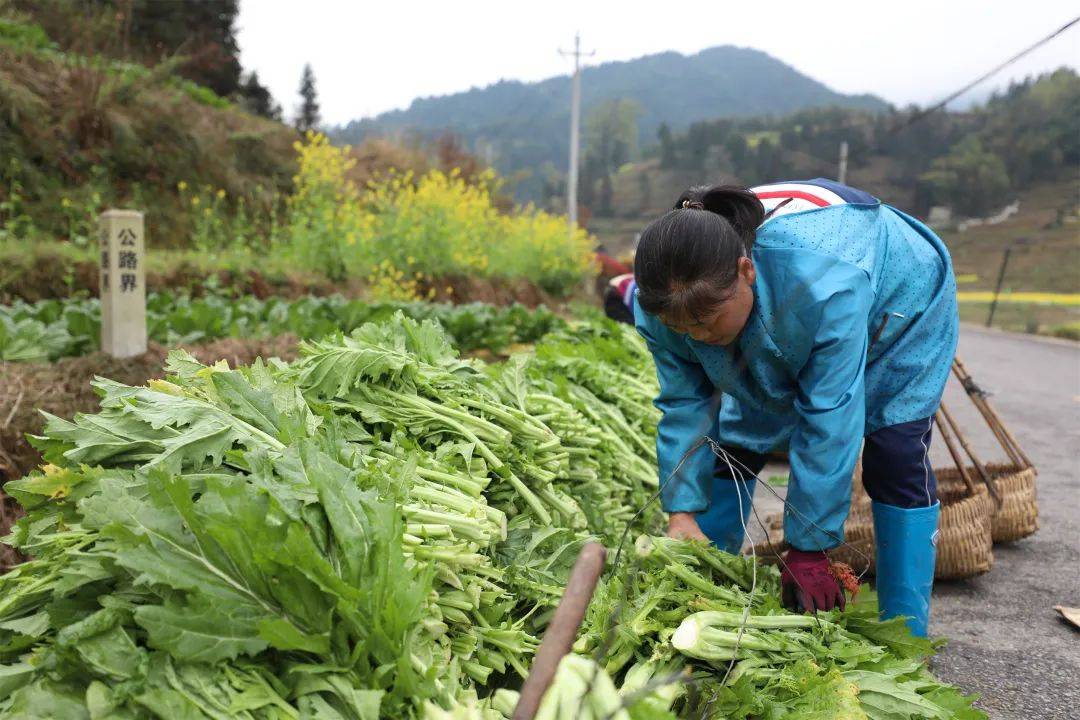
[591,68,1077,226]
[333,45,888,199]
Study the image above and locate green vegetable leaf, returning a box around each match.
[210,370,284,437]
[0,660,36,702]
[844,616,939,659]
[135,596,268,663]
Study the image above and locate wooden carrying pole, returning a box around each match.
[935,407,977,495]
[952,359,1023,467]
[952,357,1034,470]
[938,401,1001,506]
[513,542,607,720]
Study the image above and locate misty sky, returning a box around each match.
[236,1,1079,127]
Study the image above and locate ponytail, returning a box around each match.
[674,185,763,253]
[635,184,763,321]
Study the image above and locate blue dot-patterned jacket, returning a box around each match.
[634,179,959,551]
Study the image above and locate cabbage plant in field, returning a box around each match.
[0,294,566,362]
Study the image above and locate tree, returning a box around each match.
[979,67,1080,186]
[753,138,782,184]
[637,171,652,213]
[583,99,640,216]
[18,0,245,96]
[580,154,601,210]
[129,0,243,96]
[724,135,749,178]
[585,99,640,170]
[538,162,564,212]
[295,63,321,133]
[685,123,710,172]
[657,122,676,169]
[917,136,1010,216]
[238,71,281,121]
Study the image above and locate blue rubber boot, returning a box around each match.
[871,500,940,636]
[696,475,756,554]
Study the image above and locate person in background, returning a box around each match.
[603,272,636,325]
[632,179,958,636]
[595,246,632,298]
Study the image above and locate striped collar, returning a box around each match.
[751,179,878,221]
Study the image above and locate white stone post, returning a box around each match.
[99,210,147,357]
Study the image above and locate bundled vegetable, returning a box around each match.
[565,532,985,720]
[0,312,984,719]
[535,654,629,720]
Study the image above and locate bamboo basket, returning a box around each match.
[937,463,1038,543]
[748,474,993,580]
[948,357,1039,543]
[745,460,874,570]
[746,357,1036,575]
[933,479,994,579]
[830,450,996,580]
[988,464,1038,542]
[828,456,875,572]
[748,404,996,580]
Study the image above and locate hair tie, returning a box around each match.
[681,199,690,209]
[681,199,704,210]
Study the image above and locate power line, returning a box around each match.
[890,14,1080,135]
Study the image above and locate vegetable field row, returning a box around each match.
[0,294,565,363]
[0,314,983,718]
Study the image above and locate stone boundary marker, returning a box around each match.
[99,209,146,358]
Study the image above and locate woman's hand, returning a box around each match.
[780,549,846,613]
[667,512,708,542]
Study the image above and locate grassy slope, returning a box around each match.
[939,181,1079,294]
[0,28,297,248]
[938,181,1079,334]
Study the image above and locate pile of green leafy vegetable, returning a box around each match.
[551,535,986,719]
[0,293,565,362]
[0,313,984,719]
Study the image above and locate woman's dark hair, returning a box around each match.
[634,184,764,322]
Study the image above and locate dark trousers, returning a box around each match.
[860,417,938,508]
[602,287,635,325]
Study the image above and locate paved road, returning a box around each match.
[748,325,1079,719]
[929,326,1079,719]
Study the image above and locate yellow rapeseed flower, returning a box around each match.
[956,291,1080,305]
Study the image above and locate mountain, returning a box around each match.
[333,45,889,197]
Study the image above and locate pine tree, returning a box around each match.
[296,64,321,133]
[239,71,281,120]
[128,0,243,97]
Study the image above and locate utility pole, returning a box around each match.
[987,238,1026,328]
[837,141,849,185]
[559,34,594,234]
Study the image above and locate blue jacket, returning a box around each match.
[635,180,959,550]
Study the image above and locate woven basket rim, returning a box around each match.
[935,463,1035,480]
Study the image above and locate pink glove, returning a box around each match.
[780,549,846,613]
